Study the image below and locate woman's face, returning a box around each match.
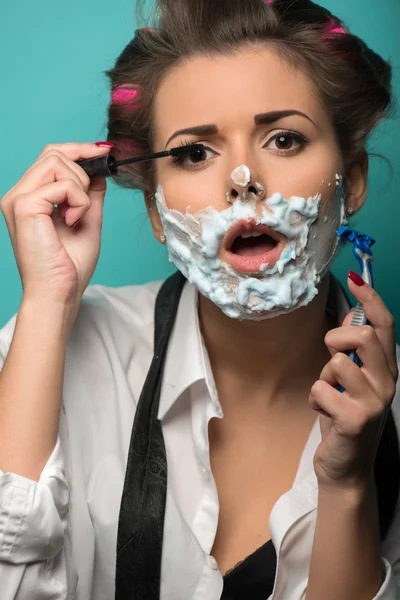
[148,45,357,320]
[151,44,344,225]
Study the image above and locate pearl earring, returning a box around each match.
[160,235,166,244]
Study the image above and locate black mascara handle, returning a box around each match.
[75,154,119,178]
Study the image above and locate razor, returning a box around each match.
[335,226,376,393]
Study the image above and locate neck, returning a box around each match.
[198,273,335,413]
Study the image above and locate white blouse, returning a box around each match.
[0,277,399,600]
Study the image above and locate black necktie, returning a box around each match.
[115,271,186,600]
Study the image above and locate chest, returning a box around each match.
[208,409,317,576]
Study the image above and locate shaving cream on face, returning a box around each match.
[155,173,347,320]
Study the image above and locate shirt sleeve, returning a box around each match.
[373,543,400,599]
[372,347,400,599]
[0,336,79,599]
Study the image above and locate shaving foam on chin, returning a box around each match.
[155,175,346,320]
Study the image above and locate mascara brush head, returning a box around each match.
[75,143,205,179]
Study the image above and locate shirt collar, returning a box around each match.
[327,272,351,327]
[158,274,351,421]
[158,280,214,420]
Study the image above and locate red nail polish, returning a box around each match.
[348,270,365,286]
[95,141,114,148]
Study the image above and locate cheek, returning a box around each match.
[270,142,342,200]
[160,179,204,213]
[158,169,227,213]
[155,165,190,211]
[281,171,342,207]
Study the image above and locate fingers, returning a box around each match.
[346,274,398,381]
[14,152,90,197]
[309,379,382,437]
[309,273,397,438]
[309,379,356,425]
[1,144,111,238]
[324,326,394,399]
[38,144,112,193]
[37,142,111,162]
[34,145,110,201]
[14,179,90,225]
[319,349,394,407]
[17,143,111,195]
[341,307,355,328]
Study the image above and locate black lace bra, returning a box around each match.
[220,538,277,600]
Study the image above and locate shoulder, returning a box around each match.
[80,279,164,326]
[0,279,165,361]
[379,345,400,567]
[68,279,166,356]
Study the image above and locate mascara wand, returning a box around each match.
[75,144,205,179]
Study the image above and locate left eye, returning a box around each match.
[266,132,307,152]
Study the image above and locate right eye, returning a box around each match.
[171,142,218,170]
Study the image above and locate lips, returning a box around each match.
[224,219,287,273]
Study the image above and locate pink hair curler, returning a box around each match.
[111,84,142,106]
[321,19,348,39]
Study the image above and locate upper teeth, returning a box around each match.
[240,231,263,239]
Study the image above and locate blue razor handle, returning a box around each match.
[336,226,376,393]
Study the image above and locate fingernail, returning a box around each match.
[348,270,365,286]
[95,141,114,148]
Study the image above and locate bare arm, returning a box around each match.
[0,298,76,482]
[306,480,386,600]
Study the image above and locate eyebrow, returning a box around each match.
[165,110,316,148]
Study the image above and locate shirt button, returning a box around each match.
[202,467,209,479]
[210,556,218,570]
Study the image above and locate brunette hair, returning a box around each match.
[103,0,394,195]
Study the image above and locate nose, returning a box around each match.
[226,164,266,203]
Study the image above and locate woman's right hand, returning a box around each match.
[0,142,113,315]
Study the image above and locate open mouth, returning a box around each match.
[224,219,286,273]
[230,231,278,256]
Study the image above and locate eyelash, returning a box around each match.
[171,131,310,169]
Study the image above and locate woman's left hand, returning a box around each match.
[309,270,398,491]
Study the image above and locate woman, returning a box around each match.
[0,0,398,599]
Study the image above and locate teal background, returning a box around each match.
[1,0,399,339]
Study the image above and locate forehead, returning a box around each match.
[153,45,328,141]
